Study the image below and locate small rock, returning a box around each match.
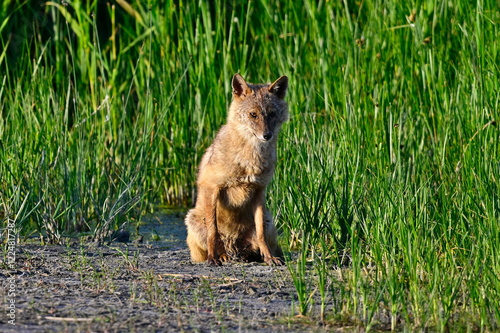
[132,235,144,246]
[114,229,130,243]
[247,286,257,295]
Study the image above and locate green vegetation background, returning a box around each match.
[1,0,499,330]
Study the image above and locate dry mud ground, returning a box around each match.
[1,214,347,332]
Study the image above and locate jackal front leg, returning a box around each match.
[253,188,284,266]
[202,187,222,266]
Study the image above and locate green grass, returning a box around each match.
[1,0,499,330]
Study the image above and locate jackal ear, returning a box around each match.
[269,75,288,99]
[232,73,251,97]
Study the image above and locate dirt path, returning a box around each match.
[1,215,337,332]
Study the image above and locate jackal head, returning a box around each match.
[228,73,288,143]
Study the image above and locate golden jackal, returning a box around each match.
[185,73,288,266]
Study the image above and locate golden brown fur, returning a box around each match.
[185,73,289,265]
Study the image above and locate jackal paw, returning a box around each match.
[264,256,285,266]
[219,253,230,262]
[207,255,222,266]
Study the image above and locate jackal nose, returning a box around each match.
[263,132,273,141]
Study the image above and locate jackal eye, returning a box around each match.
[268,112,276,118]
[250,112,257,119]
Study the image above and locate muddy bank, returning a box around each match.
[1,213,340,332]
